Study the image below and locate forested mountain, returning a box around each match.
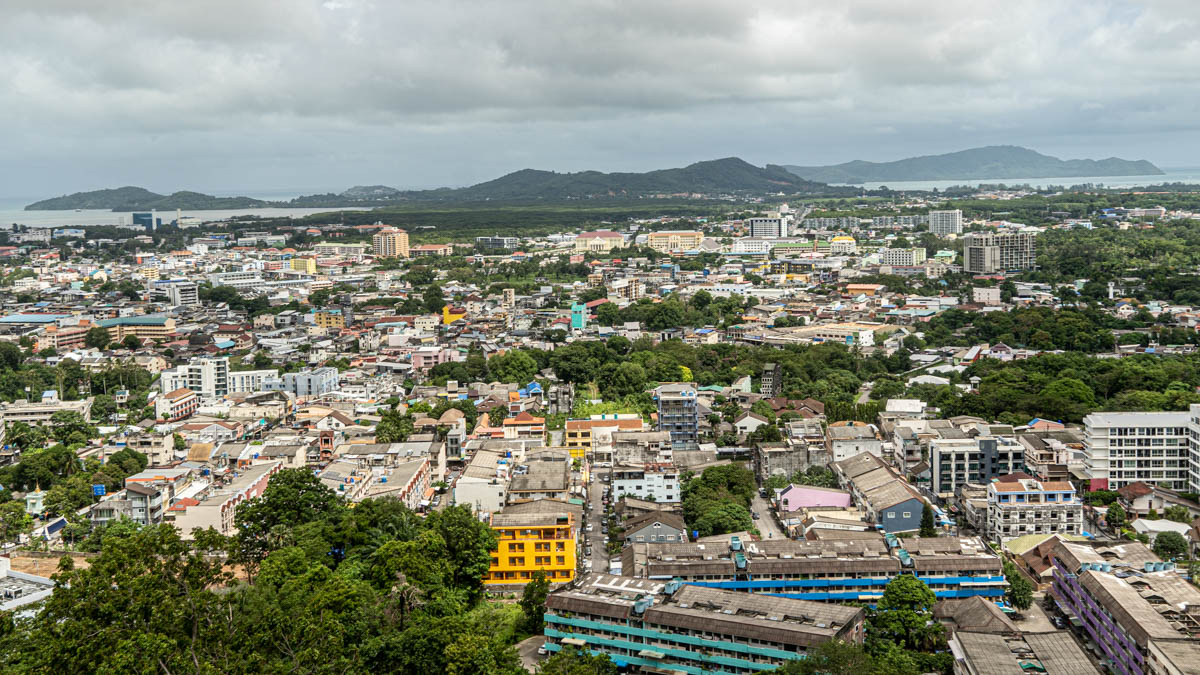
[784,146,1163,184]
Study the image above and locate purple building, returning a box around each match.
[776,484,852,513]
[1050,540,1200,675]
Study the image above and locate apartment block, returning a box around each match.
[747,216,787,238]
[160,356,278,399]
[931,433,1023,497]
[543,574,864,673]
[485,511,576,586]
[880,247,927,267]
[962,230,1037,274]
[1084,412,1190,491]
[655,383,698,443]
[985,476,1082,542]
[371,228,410,258]
[928,209,963,235]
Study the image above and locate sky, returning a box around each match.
[3,0,1200,200]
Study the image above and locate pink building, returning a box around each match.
[777,485,852,513]
[411,346,460,371]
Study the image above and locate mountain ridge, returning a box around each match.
[783,145,1163,184]
[25,158,840,210]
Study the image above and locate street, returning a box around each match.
[751,493,787,540]
[584,467,610,572]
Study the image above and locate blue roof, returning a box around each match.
[97,315,169,327]
[215,340,236,349]
[0,313,70,324]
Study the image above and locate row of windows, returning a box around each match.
[507,541,567,552]
[498,555,569,567]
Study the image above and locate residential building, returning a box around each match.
[475,236,521,250]
[503,412,545,441]
[365,458,431,511]
[623,532,1004,602]
[962,230,1037,274]
[265,367,340,397]
[544,575,864,672]
[0,397,92,425]
[126,432,176,466]
[172,461,281,537]
[929,209,963,235]
[485,511,576,586]
[826,423,881,462]
[829,236,858,254]
[90,482,166,527]
[655,383,699,444]
[564,414,644,459]
[949,632,1100,675]
[612,462,680,503]
[1085,412,1190,492]
[833,453,928,533]
[371,228,410,258]
[574,231,625,253]
[96,315,176,343]
[313,242,368,257]
[156,388,199,422]
[289,256,317,274]
[985,476,1082,542]
[880,247,927,266]
[622,511,688,544]
[761,362,782,398]
[160,356,278,399]
[311,308,345,329]
[570,302,587,330]
[646,230,703,253]
[1050,540,1200,675]
[747,216,787,238]
[931,433,1023,497]
[409,244,453,257]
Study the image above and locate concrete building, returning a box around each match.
[156,388,199,422]
[160,357,278,399]
[747,216,787,238]
[371,228,410,258]
[929,209,963,235]
[543,574,864,672]
[962,230,1038,274]
[265,367,340,397]
[655,383,699,444]
[475,236,521,250]
[96,315,176,343]
[985,476,1082,542]
[833,453,928,534]
[574,231,625,253]
[1084,412,1190,492]
[880,247,927,267]
[612,462,681,503]
[931,434,1023,497]
[646,230,703,253]
[826,424,881,462]
[761,362,782,398]
[0,397,92,425]
[485,510,577,586]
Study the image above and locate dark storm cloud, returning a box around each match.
[1,0,1198,197]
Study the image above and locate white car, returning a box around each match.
[537,646,548,656]
[585,524,593,532]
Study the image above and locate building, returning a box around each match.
[410,244,453,257]
[313,242,368,257]
[646,231,703,253]
[931,433,1023,497]
[962,230,1038,274]
[655,384,699,444]
[761,362,781,398]
[475,236,521,250]
[564,414,645,459]
[1084,412,1190,492]
[829,236,858,254]
[623,511,687,544]
[985,476,1082,542]
[789,322,878,347]
[484,511,576,586]
[265,367,340,398]
[132,212,157,231]
[880,247,927,267]
[826,424,881,462]
[929,209,963,235]
[570,303,587,330]
[160,356,278,399]
[365,458,431,511]
[612,462,680,503]
[289,256,317,274]
[126,432,175,466]
[574,231,625,253]
[156,388,199,421]
[371,228,410,258]
[833,453,928,533]
[90,482,166,527]
[949,631,1100,675]
[0,397,92,425]
[747,216,787,238]
[311,308,345,330]
[173,461,281,537]
[1050,540,1200,675]
[96,315,176,343]
[543,574,864,672]
[623,532,1004,602]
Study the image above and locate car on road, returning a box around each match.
[759,488,768,498]
[751,511,760,520]
[585,547,593,556]
[585,524,593,532]
[537,646,547,656]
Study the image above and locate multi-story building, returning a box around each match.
[985,476,1082,542]
[410,244,453,257]
[623,532,1004,603]
[156,388,199,422]
[0,397,92,425]
[612,462,680,503]
[371,228,410,258]
[126,432,176,466]
[879,247,927,267]
[747,216,787,238]
[574,231,625,253]
[833,453,928,534]
[1050,540,1200,675]
[962,230,1037,274]
[264,367,340,398]
[829,236,857,254]
[564,414,645,460]
[761,362,782,398]
[1084,412,1190,491]
[543,574,865,673]
[826,423,881,462]
[90,482,166,527]
[289,256,317,274]
[928,209,963,235]
[1184,404,1200,494]
[40,324,89,352]
[931,433,1023,497]
[160,356,277,399]
[485,511,576,586]
[313,242,368,258]
[655,384,698,444]
[96,315,176,343]
[311,308,345,330]
[646,230,703,253]
[475,236,521,250]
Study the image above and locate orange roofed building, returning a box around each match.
[503,411,545,441]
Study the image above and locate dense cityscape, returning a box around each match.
[0,180,1194,673]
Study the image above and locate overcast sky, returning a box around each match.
[3,0,1199,199]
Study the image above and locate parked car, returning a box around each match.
[759,488,768,498]
[537,646,548,656]
[586,524,593,532]
[751,511,760,520]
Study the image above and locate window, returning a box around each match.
[556,556,565,565]
[508,543,524,552]
[509,557,525,566]
[902,512,911,519]
[886,512,895,518]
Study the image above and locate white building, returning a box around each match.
[1084,411,1190,492]
[985,477,1082,542]
[929,209,963,236]
[611,464,680,503]
[160,356,278,399]
[747,216,787,238]
[731,238,775,256]
[880,247,927,266]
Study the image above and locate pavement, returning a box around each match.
[515,635,546,672]
[750,493,787,540]
[1013,592,1058,633]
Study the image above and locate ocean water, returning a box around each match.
[0,205,372,229]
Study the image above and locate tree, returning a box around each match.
[536,647,618,675]
[776,640,874,675]
[879,573,935,613]
[120,334,142,350]
[1164,505,1192,523]
[424,505,498,602]
[488,351,538,384]
[1107,503,1126,529]
[488,407,507,426]
[424,285,446,314]
[1003,562,1033,611]
[519,569,550,634]
[232,468,345,576]
[174,433,187,451]
[49,410,97,447]
[0,500,32,545]
[444,633,523,675]
[0,342,24,371]
[376,410,415,443]
[919,503,937,538]
[84,326,111,350]
[871,575,943,652]
[1153,531,1188,559]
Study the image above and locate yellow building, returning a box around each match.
[372,228,410,258]
[312,308,345,329]
[442,304,467,325]
[564,414,644,459]
[646,230,703,253]
[485,512,576,585]
[290,256,318,274]
[97,316,177,343]
[574,231,625,253]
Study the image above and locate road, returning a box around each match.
[751,493,787,540]
[584,466,610,571]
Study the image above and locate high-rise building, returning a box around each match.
[761,362,781,397]
[654,383,698,443]
[1084,412,1190,491]
[747,216,787,238]
[962,230,1037,273]
[570,303,587,330]
[879,247,927,266]
[928,209,963,235]
[159,356,277,399]
[371,228,410,258]
[264,367,340,397]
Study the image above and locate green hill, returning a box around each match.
[783,146,1163,184]
[26,187,268,211]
